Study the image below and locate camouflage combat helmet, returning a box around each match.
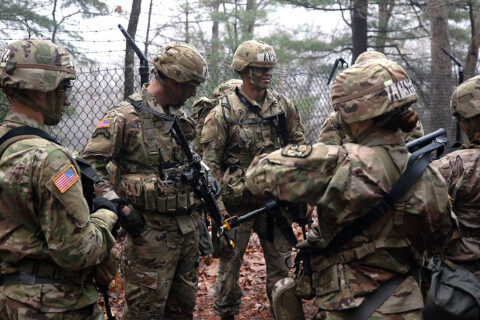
[0,39,76,125]
[332,58,417,124]
[231,40,277,72]
[210,79,242,100]
[354,50,387,64]
[0,39,75,92]
[152,42,208,84]
[450,75,480,119]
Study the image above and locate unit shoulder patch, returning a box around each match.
[281,144,313,158]
[53,165,79,193]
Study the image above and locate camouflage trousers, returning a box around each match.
[313,309,422,320]
[121,214,200,320]
[0,290,103,320]
[214,211,291,317]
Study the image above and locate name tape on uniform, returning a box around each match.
[53,165,79,193]
[385,79,416,103]
[257,52,277,62]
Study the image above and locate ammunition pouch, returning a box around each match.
[117,173,197,214]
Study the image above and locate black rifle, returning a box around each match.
[220,128,448,244]
[163,117,234,249]
[264,112,289,145]
[441,48,463,148]
[327,58,348,85]
[406,128,447,157]
[118,24,149,86]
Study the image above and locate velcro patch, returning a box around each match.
[257,52,277,62]
[385,79,416,102]
[53,165,79,193]
[96,118,113,129]
[204,111,215,124]
[281,144,313,158]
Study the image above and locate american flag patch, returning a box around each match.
[96,118,113,128]
[53,165,79,193]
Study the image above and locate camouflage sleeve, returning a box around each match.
[431,154,462,198]
[404,119,424,143]
[200,105,228,211]
[178,107,197,141]
[36,146,117,270]
[317,111,345,145]
[283,96,305,144]
[82,107,127,195]
[245,143,342,204]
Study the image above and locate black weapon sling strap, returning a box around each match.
[299,138,445,320]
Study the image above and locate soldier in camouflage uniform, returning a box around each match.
[318,51,424,145]
[432,75,480,281]
[0,39,118,319]
[82,42,208,320]
[200,40,305,319]
[246,57,451,319]
[192,79,242,156]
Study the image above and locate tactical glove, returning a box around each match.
[111,198,145,238]
[92,197,117,214]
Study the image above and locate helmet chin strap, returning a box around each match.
[248,68,261,87]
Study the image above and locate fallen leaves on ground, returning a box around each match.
[101,232,317,319]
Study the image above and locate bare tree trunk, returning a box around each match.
[144,0,153,57]
[428,0,453,137]
[351,0,368,64]
[51,0,58,43]
[244,0,256,38]
[211,0,221,84]
[465,0,480,78]
[185,0,190,43]
[124,0,142,99]
[375,0,394,53]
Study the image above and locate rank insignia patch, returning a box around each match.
[53,165,79,193]
[281,144,313,158]
[96,118,113,129]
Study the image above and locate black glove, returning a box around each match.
[110,198,145,238]
[92,197,117,214]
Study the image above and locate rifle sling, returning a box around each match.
[125,98,175,125]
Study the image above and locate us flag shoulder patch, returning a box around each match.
[53,165,79,193]
[96,118,113,129]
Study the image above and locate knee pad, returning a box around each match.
[272,277,306,320]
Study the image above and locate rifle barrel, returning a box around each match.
[406,128,446,152]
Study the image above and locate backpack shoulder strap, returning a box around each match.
[0,126,60,159]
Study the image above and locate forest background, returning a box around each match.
[0,1,479,318]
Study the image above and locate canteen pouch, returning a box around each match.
[422,255,480,320]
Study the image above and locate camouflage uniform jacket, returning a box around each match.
[246,130,451,312]
[432,144,480,262]
[83,84,200,233]
[318,110,425,145]
[192,97,217,157]
[200,87,305,212]
[0,111,117,312]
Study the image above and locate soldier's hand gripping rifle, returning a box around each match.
[163,118,235,249]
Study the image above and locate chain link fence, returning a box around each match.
[0,65,464,152]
